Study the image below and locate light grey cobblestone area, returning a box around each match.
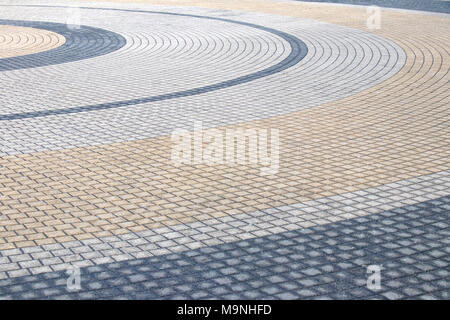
[0,1,406,155]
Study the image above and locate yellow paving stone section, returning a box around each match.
[0,1,449,249]
[0,25,66,59]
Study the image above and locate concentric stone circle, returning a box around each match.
[0,25,66,59]
[0,4,405,155]
[0,1,411,252]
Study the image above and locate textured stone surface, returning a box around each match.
[294,0,450,14]
[0,0,448,299]
[0,170,447,278]
[0,25,65,59]
[0,4,405,154]
[0,196,448,299]
[0,19,125,71]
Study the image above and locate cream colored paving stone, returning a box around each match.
[0,25,65,58]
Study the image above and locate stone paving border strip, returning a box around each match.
[0,170,447,279]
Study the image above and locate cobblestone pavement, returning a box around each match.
[294,0,450,14]
[0,0,449,300]
[1,196,449,300]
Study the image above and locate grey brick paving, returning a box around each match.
[0,195,448,300]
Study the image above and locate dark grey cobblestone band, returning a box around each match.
[0,196,448,300]
[0,6,308,121]
[295,0,450,14]
[0,19,127,72]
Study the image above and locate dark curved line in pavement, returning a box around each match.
[0,19,127,72]
[0,5,308,121]
[294,0,450,14]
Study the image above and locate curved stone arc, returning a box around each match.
[0,5,308,121]
[0,19,127,72]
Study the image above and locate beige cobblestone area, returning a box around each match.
[0,25,65,58]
